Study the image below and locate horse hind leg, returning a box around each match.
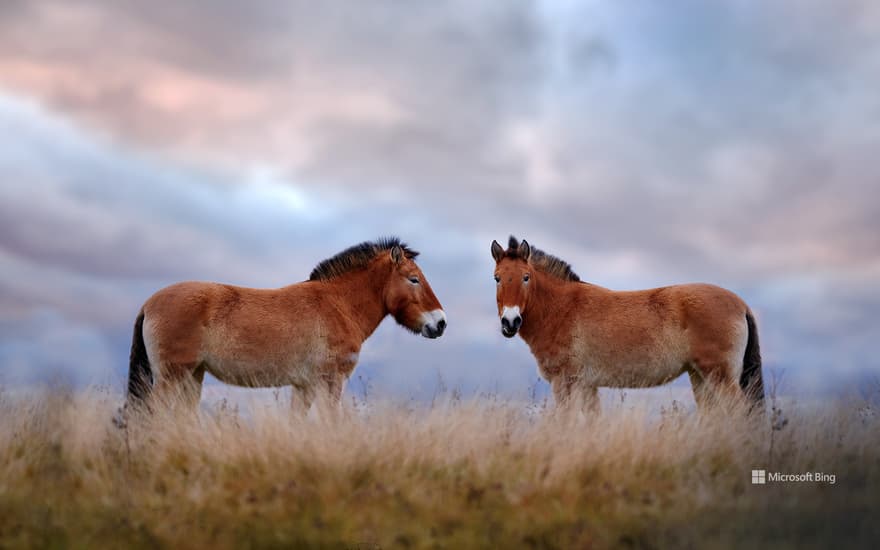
[153,361,205,413]
[688,313,751,412]
[689,359,746,412]
[687,366,711,411]
[186,364,206,411]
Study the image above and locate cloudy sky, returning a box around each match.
[1,1,878,399]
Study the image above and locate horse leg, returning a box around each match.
[153,362,203,413]
[185,364,205,412]
[580,386,600,415]
[551,373,588,410]
[686,367,705,410]
[688,315,750,412]
[291,384,315,416]
[692,359,746,412]
[550,374,573,408]
[306,369,347,419]
[326,373,345,405]
[156,362,205,410]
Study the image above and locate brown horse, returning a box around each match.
[491,236,764,412]
[127,238,446,412]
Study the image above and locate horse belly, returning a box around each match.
[577,331,689,388]
[201,327,331,388]
[205,354,320,387]
[584,356,685,388]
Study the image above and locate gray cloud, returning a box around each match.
[0,2,878,395]
[0,93,528,394]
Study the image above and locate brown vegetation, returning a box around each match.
[0,385,878,549]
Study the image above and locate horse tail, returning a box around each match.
[127,311,152,408]
[740,310,764,411]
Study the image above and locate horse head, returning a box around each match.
[385,244,447,339]
[491,236,532,338]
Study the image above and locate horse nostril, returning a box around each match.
[501,317,511,329]
[437,319,446,332]
[512,316,522,330]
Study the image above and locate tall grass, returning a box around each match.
[0,385,878,549]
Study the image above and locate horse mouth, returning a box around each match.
[501,326,518,338]
[422,328,442,339]
[419,311,447,339]
[421,323,445,339]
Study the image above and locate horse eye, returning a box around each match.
[494,275,500,283]
[408,276,420,284]
[523,274,530,282]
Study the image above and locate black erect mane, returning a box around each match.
[309,237,419,281]
[506,235,580,282]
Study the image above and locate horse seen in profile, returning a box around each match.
[127,237,446,413]
[491,236,764,413]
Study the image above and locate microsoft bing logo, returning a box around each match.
[751,470,766,484]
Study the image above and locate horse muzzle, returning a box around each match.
[500,306,522,338]
[420,310,447,339]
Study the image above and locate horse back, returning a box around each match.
[590,282,746,325]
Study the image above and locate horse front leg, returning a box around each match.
[326,371,347,407]
[579,386,600,414]
[311,369,347,418]
[550,374,572,408]
[551,372,598,416]
[321,370,348,411]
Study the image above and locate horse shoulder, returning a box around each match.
[294,282,364,347]
[523,284,587,375]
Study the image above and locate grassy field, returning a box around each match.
[0,385,878,549]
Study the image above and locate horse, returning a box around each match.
[490,236,764,413]
[127,237,446,413]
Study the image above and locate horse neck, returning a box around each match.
[519,271,579,345]
[324,264,391,340]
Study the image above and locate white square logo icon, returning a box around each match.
[751,469,766,484]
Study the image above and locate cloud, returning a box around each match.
[0,92,533,394]
[0,308,115,387]
[0,95,328,282]
[0,2,878,395]
[0,1,546,173]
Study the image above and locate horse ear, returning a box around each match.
[491,240,504,262]
[390,245,403,264]
[518,239,531,261]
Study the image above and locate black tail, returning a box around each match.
[127,311,152,408]
[740,311,764,411]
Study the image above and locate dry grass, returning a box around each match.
[1,384,879,549]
